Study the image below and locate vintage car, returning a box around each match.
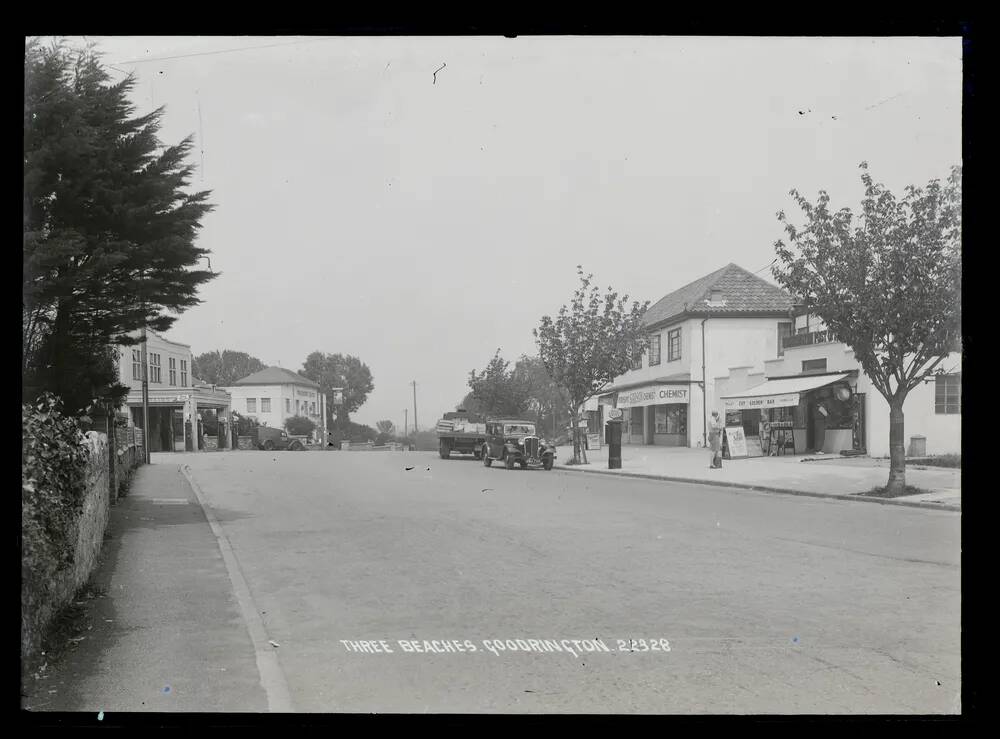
[256,426,305,451]
[481,419,556,470]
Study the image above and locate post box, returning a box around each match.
[606,418,623,469]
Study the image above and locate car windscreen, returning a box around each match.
[504,425,535,435]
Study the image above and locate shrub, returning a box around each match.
[284,415,316,436]
[21,393,90,675]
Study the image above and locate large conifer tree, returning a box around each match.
[23,39,216,413]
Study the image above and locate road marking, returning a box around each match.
[180,465,295,712]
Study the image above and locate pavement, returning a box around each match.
[554,445,961,510]
[23,449,961,714]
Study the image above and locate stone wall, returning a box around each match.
[22,430,144,680]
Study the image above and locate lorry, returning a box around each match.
[435,410,487,460]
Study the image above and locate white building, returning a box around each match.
[115,330,231,452]
[224,367,329,441]
[590,264,797,447]
[715,312,961,457]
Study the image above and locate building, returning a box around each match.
[589,263,797,448]
[224,367,329,441]
[715,311,961,457]
[115,331,232,452]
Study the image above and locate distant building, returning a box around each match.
[224,367,330,442]
[115,330,231,452]
[589,263,797,448]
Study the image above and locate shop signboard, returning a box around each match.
[723,393,799,412]
[586,433,602,450]
[724,426,748,459]
[616,385,689,408]
[607,407,623,420]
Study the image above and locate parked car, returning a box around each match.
[256,427,305,451]
[482,419,556,470]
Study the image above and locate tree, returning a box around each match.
[467,349,533,418]
[192,350,266,386]
[300,352,375,430]
[284,415,316,437]
[23,40,215,414]
[376,420,396,437]
[534,267,650,464]
[772,162,961,495]
[513,355,572,441]
[456,392,486,415]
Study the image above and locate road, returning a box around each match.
[30,449,961,714]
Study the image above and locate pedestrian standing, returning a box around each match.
[708,411,723,469]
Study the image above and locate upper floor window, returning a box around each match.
[935,374,961,415]
[132,349,141,380]
[246,398,257,414]
[802,358,827,374]
[261,398,271,413]
[629,343,643,371]
[286,398,291,413]
[169,357,177,385]
[667,328,681,362]
[149,353,162,383]
[777,322,793,357]
[180,359,188,387]
[648,335,661,366]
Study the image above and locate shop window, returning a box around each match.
[802,358,827,374]
[666,406,687,434]
[247,398,257,413]
[261,398,271,413]
[935,374,961,414]
[668,328,681,361]
[654,405,667,433]
[648,335,661,366]
[777,322,793,357]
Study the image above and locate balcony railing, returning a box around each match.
[782,330,834,350]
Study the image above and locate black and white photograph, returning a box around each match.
[22,32,963,717]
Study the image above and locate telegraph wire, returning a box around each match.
[112,36,340,66]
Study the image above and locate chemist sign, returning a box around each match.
[616,385,689,408]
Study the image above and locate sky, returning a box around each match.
[60,35,962,430]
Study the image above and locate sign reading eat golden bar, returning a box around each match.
[616,385,689,408]
[723,393,799,411]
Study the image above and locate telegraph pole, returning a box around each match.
[141,325,150,464]
[404,409,408,438]
[411,381,418,433]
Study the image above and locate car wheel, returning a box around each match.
[289,441,304,451]
[505,454,515,470]
[483,450,492,467]
[519,460,528,470]
[473,449,482,460]
[543,456,553,470]
[263,440,275,451]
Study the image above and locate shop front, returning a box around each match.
[124,386,231,452]
[608,383,692,447]
[720,372,863,457]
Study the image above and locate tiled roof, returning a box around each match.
[642,263,796,328]
[232,366,320,389]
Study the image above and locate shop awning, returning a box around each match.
[722,373,850,411]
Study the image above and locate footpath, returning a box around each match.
[554,445,961,511]
[22,460,270,714]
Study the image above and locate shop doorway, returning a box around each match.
[172,409,185,451]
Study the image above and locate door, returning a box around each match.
[172,409,185,451]
[646,407,655,445]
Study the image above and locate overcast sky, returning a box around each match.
[64,35,961,430]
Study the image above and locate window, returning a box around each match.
[629,342,643,370]
[802,358,827,373]
[777,322,793,357]
[132,350,141,380]
[169,357,177,385]
[285,398,291,413]
[935,374,961,414]
[180,359,188,387]
[261,398,271,413]
[310,401,316,414]
[247,398,257,413]
[655,405,687,434]
[648,335,661,366]
[149,353,161,383]
[667,328,681,362]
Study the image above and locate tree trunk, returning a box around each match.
[886,399,906,495]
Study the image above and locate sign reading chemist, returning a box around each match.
[616,385,689,409]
